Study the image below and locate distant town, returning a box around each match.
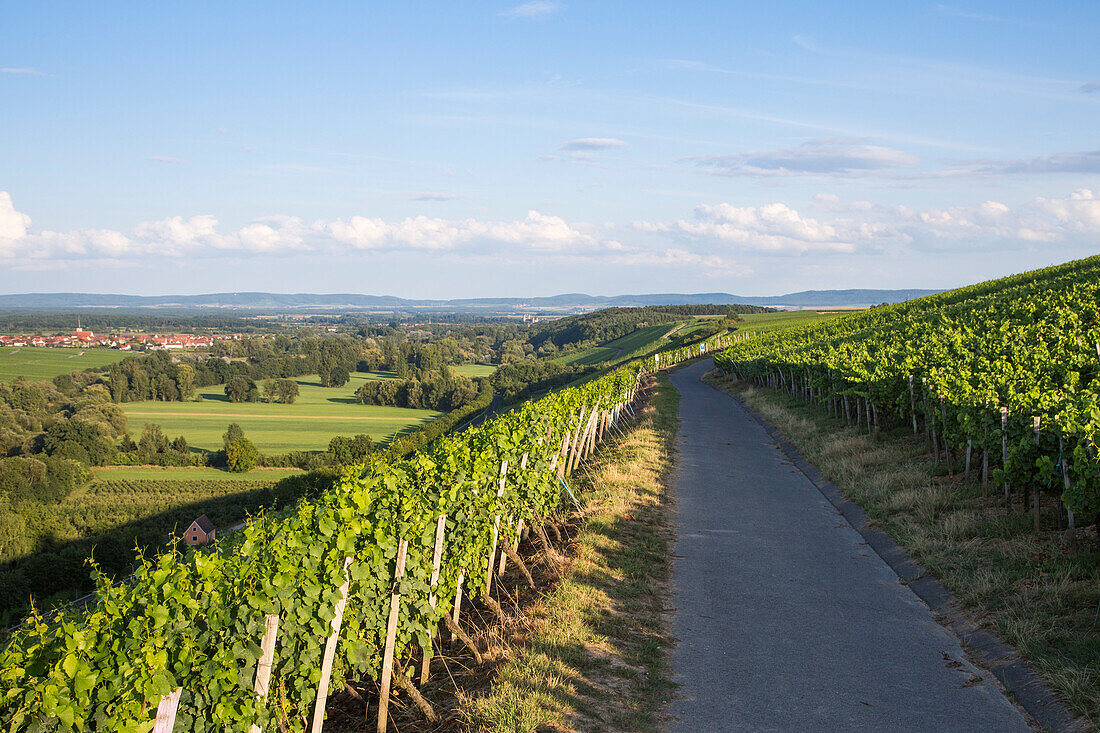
[0,325,243,351]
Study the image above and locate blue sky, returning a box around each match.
[1,1,1098,297]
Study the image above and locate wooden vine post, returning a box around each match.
[1060,436,1076,546]
[565,407,588,474]
[485,461,508,596]
[982,408,990,493]
[310,556,353,733]
[451,569,465,626]
[377,539,409,733]
[908,375,918,434]
[556,434,569,478]
[930,394,939,463]
[248,614,280,733]
[1032,416,1042,531]
[420,515,447,684]
[153,688,183,733]
[921,378,931,451]
[1001,407,1010,508]
[583,407,599,459]
[965,439,973,480]
[940,399,952,472]
[499,453,529,576]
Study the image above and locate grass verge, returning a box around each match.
[705,371,1100,729]
[461,373,680,732]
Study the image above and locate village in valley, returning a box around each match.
[0,323,241,350]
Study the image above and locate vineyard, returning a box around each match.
[0,471,328,627]
[0,361,646,731]
[714,255,1100,532]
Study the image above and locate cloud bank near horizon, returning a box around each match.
[3,189,1099,277]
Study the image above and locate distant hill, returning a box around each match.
[0,289,942,311]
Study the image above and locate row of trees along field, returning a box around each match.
[100,331,526,405]
[0,361,645,730]
[102,338,364,403]
[713,255,1100,539]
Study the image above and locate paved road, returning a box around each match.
[667,360,1031,732]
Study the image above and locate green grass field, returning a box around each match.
[453,363,497,378]
[735,309,844,334]
[556,324,675,366]
[91,466,304,482]
[0,346,131,382]
[121,372,440,453]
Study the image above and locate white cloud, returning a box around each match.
[133,215,220,247]
[235,216,310,253]
[149,156,187,164]
[320,210,600,253]
[0,192,32,242]
[498,1,563,18]
[943,150,1100,176]
[4,189,1100,272]
[410,192,457,201]
[551,137,631,165]
[560,138,630,152]
[670,203,860,254]
[0,67,48,76]
[687,138,919,177]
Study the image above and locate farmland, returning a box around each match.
[556,311,841,369]
[0,467,330,623]
[733,309,839,334]
[452,363,497,378]
[90,466,304,482]
[120,372,441,453]
[556,323,674,366]
[0,345,130,381]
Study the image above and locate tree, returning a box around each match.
[42,420,115,466]
[223,422,245,448]
[176,364,196,401]
[319,363,350,388]
[261,378,299,404]
[328,434,373,465]
[0,456,88,503]
[276,379,299,404]
[225,376,257,403]
[155,373,180,402]
[137,423,169,462]
[0,500,31,562]
[225,437,260,472]
[107,364,127,403]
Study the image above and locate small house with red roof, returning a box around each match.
[184,515,216,546]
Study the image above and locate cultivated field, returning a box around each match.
[453,363,497,378]
[121,372,440,453]
[735,309,839,334]
[0,345,131,381]
[90,466,305,482]
[557,323,674,366]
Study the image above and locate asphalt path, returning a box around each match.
[667,360,1031,732]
